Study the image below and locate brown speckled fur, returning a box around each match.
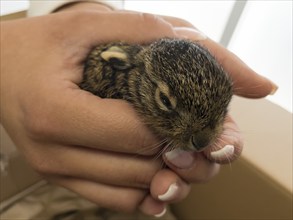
[80,39,233,152]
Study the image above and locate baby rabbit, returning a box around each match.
[80,38,233,158]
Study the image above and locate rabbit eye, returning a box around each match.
[160,92,172,110]
[155,82,177,112]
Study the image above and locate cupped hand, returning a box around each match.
[0,10,181,216]
[56,2,277,187]
[0,4,277,217]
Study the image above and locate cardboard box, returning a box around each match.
[171,96,292,219]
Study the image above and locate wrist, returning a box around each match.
[55,2,113,13]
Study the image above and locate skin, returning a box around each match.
[0,2,277,217]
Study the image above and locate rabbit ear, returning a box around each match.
[101,46,132,70]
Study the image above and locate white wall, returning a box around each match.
[228,1,292,112]
[124,0,235,42]
[0,0,28,15]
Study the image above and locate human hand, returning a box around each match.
[0,9,187,216]
[61,3,276,164]
[0,3,277,218]
[59,2,277,198]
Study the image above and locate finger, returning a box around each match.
[150,169,190,203]
[27,142,161,189]
[65,94,159,155]
[201,38,277,98]
[162,115,243,166]
[154,14,194,28]
[159,15,277,98]
[203,114,243,163]
[55,11,177,48]
[50,176,147,213]
[139,195,167,217]
[164,152,220,183]
[24,78,162,155]
[51,176,168,217]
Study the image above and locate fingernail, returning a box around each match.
[154,207,167,218]
[174,27,207,41]
[270,82,278,95]
[210,145,235,160]
[158,183,179,202]
[164,148,194,169]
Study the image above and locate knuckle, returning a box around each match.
[24,114,53,140]
[140,13,160,24]
[29,155,54,175]
[28,149,65,176]
[133,173,152,188]
[172,16,194,27]
[130,163,161,188]
[59,11,89,25]
[25,117,45,138]
[23,104,59,141]
[140,13,168,31]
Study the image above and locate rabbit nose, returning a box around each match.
[191,134,211,152]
